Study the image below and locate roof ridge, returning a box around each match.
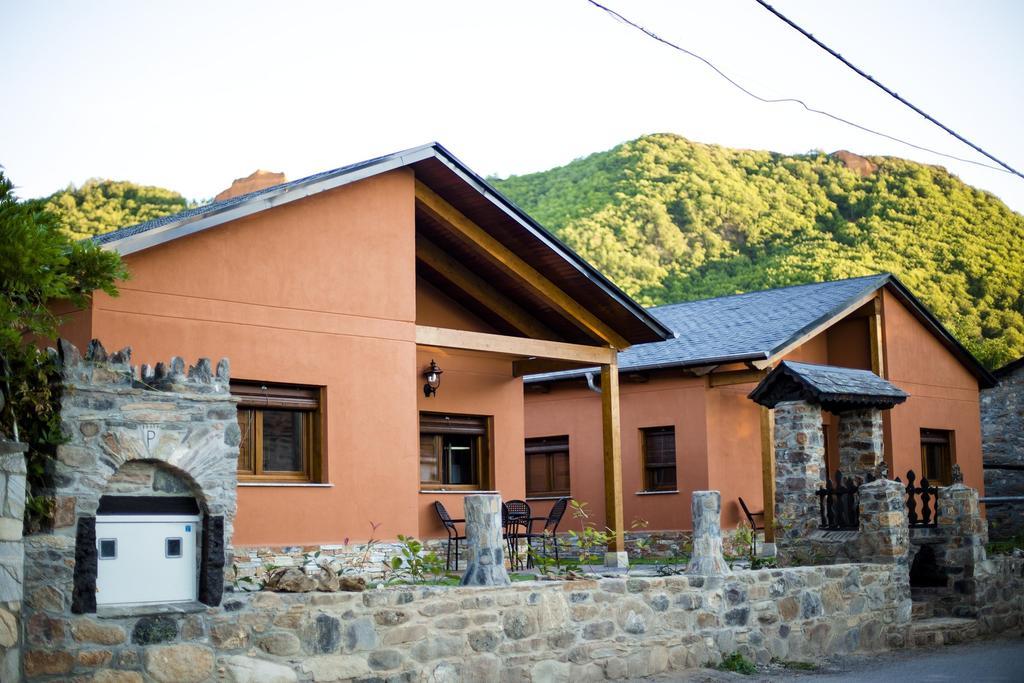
[648,273,890,312]
[93,143,440,245]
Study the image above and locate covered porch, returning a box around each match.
[408,170,671,564]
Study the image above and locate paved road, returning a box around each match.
[633,636,1024,682]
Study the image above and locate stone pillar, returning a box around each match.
[857,478,910,566]
[936,482,987,586]
[0,438,27,682]
[773,401,825,555]
[460,495,510,586]
[837,408,884,479]
[686,491,731,576]
[857,477,912,623]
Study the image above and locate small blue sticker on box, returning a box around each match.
[185,525,192,532]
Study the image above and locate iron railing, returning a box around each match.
[895,470,939,528]
[815,468,942,531]
[816,470,864,530]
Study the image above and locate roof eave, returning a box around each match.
[427,143,673,344]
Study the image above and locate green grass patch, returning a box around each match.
[714,652,757,675]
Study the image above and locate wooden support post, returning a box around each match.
[601,356,626,565]
[760,405,776,545]
[869,296,885,378]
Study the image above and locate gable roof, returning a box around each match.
[93,143,672,346]
[526,273,997,388]
[748,361,909,413]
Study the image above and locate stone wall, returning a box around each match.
[21,563,912,682]
[797,478,910,573]
[970,555,1024,632]
[773,401,825,560]
[22,339,241,679]
[837,408,884,479]
[980,361,1024,540]
[0,440,26,682]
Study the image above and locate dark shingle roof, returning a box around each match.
[748,361,909,413]
[527,274,890,381]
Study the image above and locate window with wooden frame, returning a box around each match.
[232,381,322,482]
[420,413,491,490]
[525,436,570,498]
[920,428,954,485]
[641,426,677,492]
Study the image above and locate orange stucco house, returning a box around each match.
[56,143,673,557]
[523,275,996,537]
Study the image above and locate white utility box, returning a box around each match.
[96,514,199,606]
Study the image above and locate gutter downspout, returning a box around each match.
[585,371,602,394]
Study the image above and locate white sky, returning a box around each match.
[3,0,1023,213]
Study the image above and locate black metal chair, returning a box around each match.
[504,499,531,569]
[738,497,764,555]
[523,496,569,566]
[433,501,465,571]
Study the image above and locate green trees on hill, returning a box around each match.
[38,179,192,240]
[492,134,1024,369]
[32,134,1023,369]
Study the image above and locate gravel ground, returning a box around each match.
[623,635,1024,682]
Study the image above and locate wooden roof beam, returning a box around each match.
[415,179,631,349]
[416,235,558,341]
[416,325,614,365]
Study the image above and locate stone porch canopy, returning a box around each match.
[748,361,909,413]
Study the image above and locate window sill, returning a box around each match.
[238,482,333,488]
[635,489,679,496]
[420,489,499,495]
[525,496,570,501]
[97,601,206,619]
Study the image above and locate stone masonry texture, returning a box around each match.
[773,400,825,560]
[460,495,510,587]
[23,563,919,682]
[686,491,730,576]
[837,408,884,479]
[980,362,1024,540]
[0,439,26,683]
[22,339,240,678]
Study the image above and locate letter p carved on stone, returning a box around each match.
[140,424,159,458]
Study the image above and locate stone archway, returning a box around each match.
[24,339,239,616]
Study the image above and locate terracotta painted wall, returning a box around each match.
[84,170,423,547]
[525,375,708,531]
[414,347,525,539]
[49,301,92,351]
[414,276,526,537]
[524,288,986,532]
[881,290,984,493]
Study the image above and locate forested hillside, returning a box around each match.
[491,134,1024,369]
[35,133,1024,368]
[37,179,193,240]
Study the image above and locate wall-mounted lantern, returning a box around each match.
[423,359,443,398]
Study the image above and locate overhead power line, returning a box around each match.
[585,0,1015,177]
[753,0,1023,180]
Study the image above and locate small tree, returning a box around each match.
[0,168,127,527]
